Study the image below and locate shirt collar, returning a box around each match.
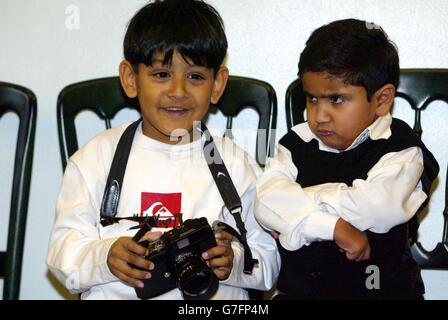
[291,113,392,153]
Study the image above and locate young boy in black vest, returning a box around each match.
[255,19,439,300]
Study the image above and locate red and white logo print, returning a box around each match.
[141,192,182,228]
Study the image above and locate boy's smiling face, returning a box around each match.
[119,51,228,144]
[302,71,394,151]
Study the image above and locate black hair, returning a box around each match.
[298,19,399,100]
[123,0,227,74]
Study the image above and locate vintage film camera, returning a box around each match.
[134,217,219,300]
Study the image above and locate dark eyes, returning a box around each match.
[307,96,344,104]
[151,72,205,81]
[153,71,170,78]
[307,96,318,104]
[188,73,205,80]
[329,96,344,104]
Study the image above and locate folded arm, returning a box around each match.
[255,144,339,251]
[308,146,427,233]
[255,144,426,251]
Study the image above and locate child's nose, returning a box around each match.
[167,76,187,99]
[315,104,331,123]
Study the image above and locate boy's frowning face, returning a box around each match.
[120,51,228,144]
[302,72,380,151]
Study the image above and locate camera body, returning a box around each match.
[135,217,219,299]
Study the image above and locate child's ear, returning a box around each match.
[210,66,229,104]
[119,60,138,98]
[373,84,395,116]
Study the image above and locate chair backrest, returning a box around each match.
[396,69,448,269]
[0,82,37,300]
[285,78,305,129]
[213,75,277,167]
[57,77,140,170]
[396,69,448,137]
[57,75,277,169]
[285,69,448,269]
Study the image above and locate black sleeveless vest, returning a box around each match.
[276,118,439,299]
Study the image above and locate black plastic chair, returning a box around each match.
[57,77,140,170]
[0,82,37,300]
[396,69,448,269]
[285,69,448,269]
[213,75,277,167]
[57,75,277,169]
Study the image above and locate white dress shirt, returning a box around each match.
[255,114,427,251]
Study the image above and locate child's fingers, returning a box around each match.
[202,245,231,261]
[215,231,233,242]
[215,232,233,247]
[202,244,234,281]
[213,267,232,280]
[126,253,155,271]
[113,269,145,288]
[207,255,233,269]
[361,245,371,261]
[345,247,370,262]
[119,238,148,257]
[345,249,363,261]
[345,252,357,261]
[140,231,163,242]
[108,257,152,283]
[206,252,233,280]
[121,262,152,281]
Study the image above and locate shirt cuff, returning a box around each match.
[302,210,339,242]
[277,210,338,251]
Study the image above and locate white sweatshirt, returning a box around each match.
[47,122,280,300]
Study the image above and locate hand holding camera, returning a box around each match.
[202,230,234,280]
[133,218,222,299]
[107,231,162,288]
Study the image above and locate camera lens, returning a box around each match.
[174,252,218,300]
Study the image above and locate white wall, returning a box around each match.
[0,0,447,299]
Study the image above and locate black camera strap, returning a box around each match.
[100,119,141,227]
[100,119,257,274]
[199,122,258,274]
